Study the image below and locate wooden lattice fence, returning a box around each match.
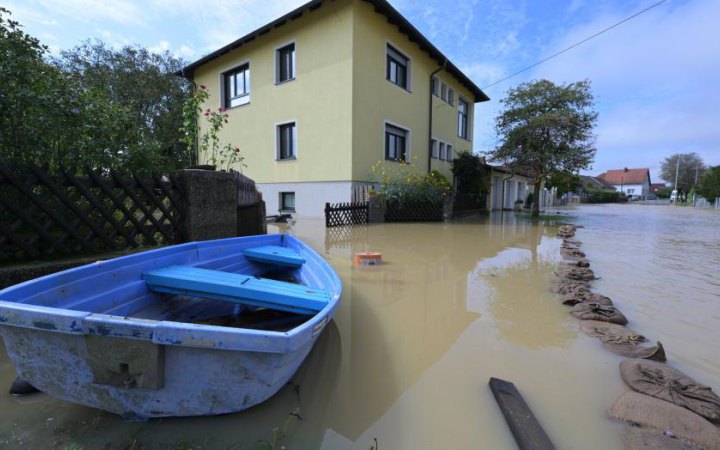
[325,202,369,228]
[385,201,444,222]
[0,165,186,263]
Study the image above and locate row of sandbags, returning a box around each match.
[555,224,720,449]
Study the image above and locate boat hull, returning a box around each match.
[1,326,315,418]
[0,234,341,418]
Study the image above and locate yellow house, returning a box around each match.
[181,0,489,216]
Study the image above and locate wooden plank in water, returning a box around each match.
[489,377,556,450]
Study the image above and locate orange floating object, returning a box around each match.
[353,252,382,267]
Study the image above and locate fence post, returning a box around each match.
[368,196,386,223]
[174,169,237,241]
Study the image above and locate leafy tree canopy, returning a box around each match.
[546,171,581,198]
[0,8,192,173]
[698,166,720,203]
[659,153,706,194]
[486,79,597,216]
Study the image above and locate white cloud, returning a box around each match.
[37,0,146,26]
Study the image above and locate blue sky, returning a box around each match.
[6,0,720,182]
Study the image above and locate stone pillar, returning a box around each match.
[443,195,454,220]
[367,195,386,224]
[175,169,237,241]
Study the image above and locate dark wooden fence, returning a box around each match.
[0,165,185,263]
[385,201,444,222]
[325,202,369,227]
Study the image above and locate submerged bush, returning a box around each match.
[370,160,450,205]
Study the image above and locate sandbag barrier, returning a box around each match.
[554,224,720,449]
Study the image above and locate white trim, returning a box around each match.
[382,119,411,163]
[457,95,471,141]
[218,58,251,109]
[385,39,412,93]
[274,119,298,161]
[274,39,297,85]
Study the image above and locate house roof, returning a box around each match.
[580,175,615,190]
[178,0,490,103]
[650,183,666,192]
[598,168,650,186]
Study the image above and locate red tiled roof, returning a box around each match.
[650,183,666,192]
[598,168,650,186]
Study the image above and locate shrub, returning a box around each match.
[585,189,624,203]
[370,160,450,205]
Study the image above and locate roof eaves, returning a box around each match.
[177,0,489,103]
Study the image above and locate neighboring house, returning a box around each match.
[597,168,651,200]
[487,166,531,211]
[649,183,666,200]
[579,175,615,192]
[180,0,489,216]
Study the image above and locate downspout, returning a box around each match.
[428,60,447,174]
[501,171,514,210]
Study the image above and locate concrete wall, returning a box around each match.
[258,181,363,216]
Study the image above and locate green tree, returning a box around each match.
[659,153,705,194]
[0,7,74,166]
[546,171,581,198]
[487,79,597,217]
[56,40,192,171]
[655,185,672,199]
[698,166,720,203]
[451,151,490,198]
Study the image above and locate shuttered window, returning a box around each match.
[276,43,295,83]
[386,45,409,89]
[385,124,408,162]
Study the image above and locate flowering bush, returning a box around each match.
[181,85,246,171]
[370,160,451,205]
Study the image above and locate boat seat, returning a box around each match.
[143,266,328,315]
[242,245,306,269]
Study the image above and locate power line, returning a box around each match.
[481,0,668,90]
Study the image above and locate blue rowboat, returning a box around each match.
[0,234,341,418]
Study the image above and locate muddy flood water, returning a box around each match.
[0,203,718,449]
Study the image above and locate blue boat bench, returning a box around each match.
[143,265,329,315]
[242,245,306,269]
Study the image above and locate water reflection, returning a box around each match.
[0,213,629,449]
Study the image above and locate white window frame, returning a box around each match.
[458,97,470,140]
[219,59,251,109]
[431,138,439,159]
[275,120,298,161]
[383,120,411,162]
[279,192,295,212]
[275,40,296,85]
[385,40,412,92]
[446,143,454,161]
[439,141,447,161]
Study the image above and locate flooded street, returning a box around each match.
[1,204,718,449]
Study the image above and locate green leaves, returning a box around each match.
[487,79,598,215]
[697,166,720,203]
[0,8,191,173]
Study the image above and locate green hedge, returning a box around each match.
[585,189,627,203]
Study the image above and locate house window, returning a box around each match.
[627,188,635,194]
[276,43,295,83]
[448,88,455,106]
[431,139,438,159]
[386,44,409,90]
[385,123,408,162]
[280,192,295,212]
[439,142,446,161]
[440,82,447,101]
[277,122,296,160]
[458,99,469,139]
[446,144,453,161]
[432,77,439,96]
[223,64,250,108]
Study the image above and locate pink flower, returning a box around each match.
[199,85,207,90]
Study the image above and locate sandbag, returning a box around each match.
[565,259,590,268]
[620,359,720,423]
[556,265,597,281]
[557,224,577,238]
[621,426,700,450]
[561,247,586,259]
[579,321,664,360]
[609,391,720,450]
[554,279,591,296]
[570,302,628,325]
[563,291,613,307]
